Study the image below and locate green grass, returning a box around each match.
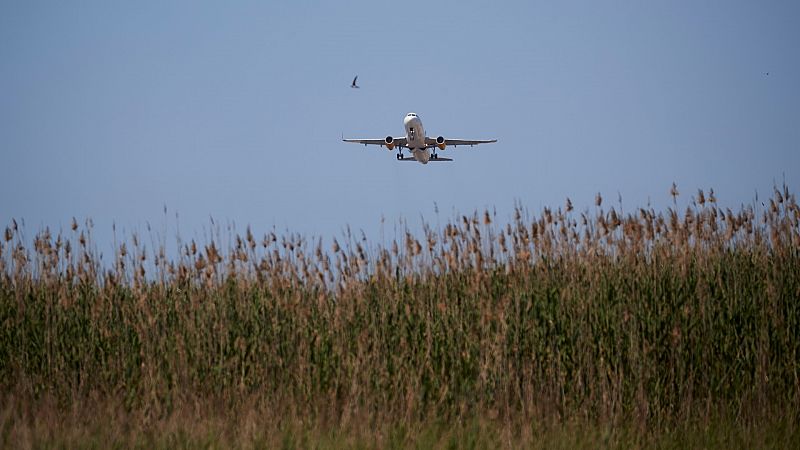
[1,185,799,448]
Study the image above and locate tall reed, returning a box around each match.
[1,185,799,446]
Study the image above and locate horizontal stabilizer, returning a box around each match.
[399,157,453,162]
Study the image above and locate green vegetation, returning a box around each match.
[1,185,799,448]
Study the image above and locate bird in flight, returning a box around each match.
[343,112,497,164]
[351,75,360,88]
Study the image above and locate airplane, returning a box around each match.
[343,112,497,164]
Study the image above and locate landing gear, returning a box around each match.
[396,152,403,160]
[431,152,438,160]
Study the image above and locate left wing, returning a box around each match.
[424,137,497,148]
[343,137,408,148]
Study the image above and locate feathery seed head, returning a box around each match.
[775,187,784,204]
[670,182,679,200]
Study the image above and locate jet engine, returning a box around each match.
[385,136,395,150]
[436,136,446,151]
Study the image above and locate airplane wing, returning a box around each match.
[424,138,497,148]
[343,137,408,148]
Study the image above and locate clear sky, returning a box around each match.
[2,1,798,251]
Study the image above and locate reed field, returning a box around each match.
[1,185,799,448]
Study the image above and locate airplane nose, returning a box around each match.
[404,115,419,126]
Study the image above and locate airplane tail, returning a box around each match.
[399,157,453,162]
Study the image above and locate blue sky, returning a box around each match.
[2,1,798,250]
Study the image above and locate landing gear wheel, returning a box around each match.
[432,153,438,160]
[396,152,402,160]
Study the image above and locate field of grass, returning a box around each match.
[1,185,799,448]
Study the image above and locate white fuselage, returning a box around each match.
[403,113,431,164]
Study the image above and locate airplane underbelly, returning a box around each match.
[409,137,425,148]
[413,148,430,164]
[405,120,426,148]
[414,125,426,147]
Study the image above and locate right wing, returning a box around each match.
[342,137,408,148]
[424,138,497,147]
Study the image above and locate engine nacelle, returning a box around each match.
[385,136,395,150]
[436,136,446,151]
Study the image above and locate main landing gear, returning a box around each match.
[431,152,439,160]
[396,151,403,160]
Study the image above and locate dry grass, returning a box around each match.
[1,184,799,448]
